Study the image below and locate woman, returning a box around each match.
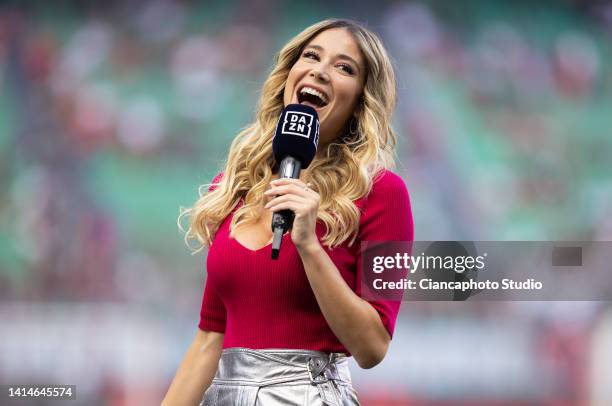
[163,18,414,405]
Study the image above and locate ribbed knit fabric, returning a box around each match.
[198,169,414,354]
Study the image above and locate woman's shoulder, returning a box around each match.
[364,169,409,203]
[208,172,224,192]
[351,169,409,214]
[372,169,407,191]
[356,168,414,240]
[212,172,224,182]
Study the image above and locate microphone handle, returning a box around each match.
[271,156,301,259]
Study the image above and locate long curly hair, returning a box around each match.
[179,18,398,252]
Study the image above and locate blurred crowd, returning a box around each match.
[1,1,611,405]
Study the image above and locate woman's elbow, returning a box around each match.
[355,354,382,369]
[354,339,389,369]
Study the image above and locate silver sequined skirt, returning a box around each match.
[199,348,361,406]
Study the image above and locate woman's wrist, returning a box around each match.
[295,237,323,257]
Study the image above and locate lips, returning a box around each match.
[293,83,331,112]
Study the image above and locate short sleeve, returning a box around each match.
[198,276,227,333]
[355,170,414,338]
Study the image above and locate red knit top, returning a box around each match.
[198,169,414,354]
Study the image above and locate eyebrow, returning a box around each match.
[304,44,361,73]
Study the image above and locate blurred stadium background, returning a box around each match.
[1,0,612,405]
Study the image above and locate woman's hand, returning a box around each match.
[263,178,320,250]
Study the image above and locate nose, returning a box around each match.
[310,69,329,83]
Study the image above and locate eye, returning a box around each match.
[337,63,354,75]
[303,50,319,60]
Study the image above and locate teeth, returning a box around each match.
[299,86,328,104]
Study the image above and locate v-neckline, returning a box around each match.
[231,230,290,253]
[227,198,291,253]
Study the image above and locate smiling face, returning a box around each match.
[283,28,366,148]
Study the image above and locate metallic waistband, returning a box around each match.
[213,348,353,387]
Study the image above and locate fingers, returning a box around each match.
[265,198,308,213]
[263,178,319,212]
[270,178,310,189]
[264,179,317,200]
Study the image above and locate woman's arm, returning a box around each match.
[162,329,224,406]
[297,242,390,369]
[264,177,397,369]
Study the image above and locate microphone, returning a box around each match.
[270,104,320,259]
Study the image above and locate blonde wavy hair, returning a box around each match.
[179,18,398,252]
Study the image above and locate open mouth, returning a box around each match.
[296,86,329,109]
